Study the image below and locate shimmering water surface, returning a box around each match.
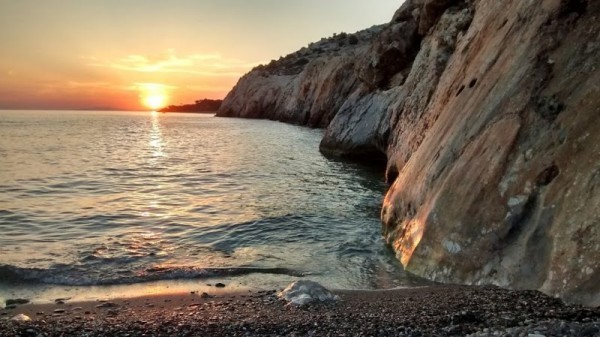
[0,110,417,299]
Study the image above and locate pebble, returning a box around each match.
[200,292,213,299]
[107,309,119,316]
[215,283,226,288]
[0,286,597,337]
[96,302,118,308]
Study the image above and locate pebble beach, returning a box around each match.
[1,284,598,336]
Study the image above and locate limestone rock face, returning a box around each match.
[382,0,599,307]
[217,27,382,128]
[217,0,599,305]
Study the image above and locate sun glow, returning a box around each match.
[138,83,170,110]
[143,94,167,110]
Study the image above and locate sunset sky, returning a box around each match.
[0,1,401,111]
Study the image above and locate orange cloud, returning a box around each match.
[90,50,261,76]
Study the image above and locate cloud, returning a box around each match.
[91,50,260,76]
[185,84,233,92]
[127,82,177,91]
[64,81,112,89]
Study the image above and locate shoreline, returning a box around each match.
[0,277,269,307]
[2,284,598,336]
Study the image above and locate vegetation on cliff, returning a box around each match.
[250,27,383,77]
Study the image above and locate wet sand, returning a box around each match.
[1,285,598,336]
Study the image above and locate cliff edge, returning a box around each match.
[217,0,599,306]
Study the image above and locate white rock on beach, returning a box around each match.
[11,313,31,321]
[278,280,340,306]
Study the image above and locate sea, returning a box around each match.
[0,110,423,303]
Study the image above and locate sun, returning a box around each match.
[138,83,170,110]
[143,94,167,110]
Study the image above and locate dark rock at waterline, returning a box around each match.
[54,297,70,304]
[5,299,29,306]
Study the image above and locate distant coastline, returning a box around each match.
[159,98,222,113]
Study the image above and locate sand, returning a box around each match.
[1,284,599,336]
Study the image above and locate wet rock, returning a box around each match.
[54,297,70,304]
[5,298,29,306]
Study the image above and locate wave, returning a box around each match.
[0,264,305,286]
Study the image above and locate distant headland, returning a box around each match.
[159,98,222,113]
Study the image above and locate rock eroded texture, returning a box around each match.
[217,0,599,305]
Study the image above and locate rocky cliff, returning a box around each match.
[217,0,599,306]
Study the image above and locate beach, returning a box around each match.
[2,284,598,336]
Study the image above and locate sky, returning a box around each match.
[0,0,402,111]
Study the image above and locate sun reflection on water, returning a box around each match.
[149,111,164,158]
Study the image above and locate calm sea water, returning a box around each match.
[0,110,418,299]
